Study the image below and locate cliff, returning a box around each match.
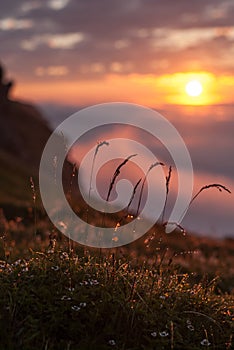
[0,63,52,207]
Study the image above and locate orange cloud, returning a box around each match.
[13,72,234,107]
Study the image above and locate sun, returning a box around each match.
[185,80,203,97]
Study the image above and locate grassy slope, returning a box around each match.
[0,251,233,350]
[0,103,233,348]
[0,149,33,206]
[0,199,233,349]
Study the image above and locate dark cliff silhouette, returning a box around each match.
[0,64,14,103]
[0,63,77,222]
[0,63,63,211]
[0,63,52,170]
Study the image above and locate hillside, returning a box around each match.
[0,64,52,208]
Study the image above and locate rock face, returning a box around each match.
[0,64,52,171]
[0,100,52,169]
[0,63,53,206]
[0,63,76,212]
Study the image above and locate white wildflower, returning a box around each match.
[79,302,86,308]
[159,331,169,337]
[58,221,67,230]
[71,305,80,311]
[22,267,29,272]
[60,252,69,260]
[61,295,71,301]
[89,279,99,285]
[201,339,211,346]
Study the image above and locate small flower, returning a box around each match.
[58,221,67,231]
[80,279,99,286]
[160,331,169,337]
[159,295,166,300]
[108,339,116,346]
[67,287,75,292]
[61,295,71,301]
[89,279,99,285]
[51,266,59,271]
[60,252,69,260]
[79,302,87,308]
[151,331,157,338]
[71,305,80,311]
[14,259,21,266]
[186,319,194,331]
[201,339,211,346]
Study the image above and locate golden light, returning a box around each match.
[156,72,219,105]
[185,80,203,97]
[13,71,234,106]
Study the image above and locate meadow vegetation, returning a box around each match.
[0,150,233,349]
[0,207,233,349]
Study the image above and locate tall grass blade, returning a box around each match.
[114,178,142,231]
[136,162,164,218]
[102,154,137,229]
[30,176,37,237]
[161,165,172,224]
[87,141,109,223]
[171,183,232,233]
[106,154,137,202]
[127,178,142,212]
[189,183,231,207]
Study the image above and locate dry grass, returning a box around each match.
[0,141,233,349]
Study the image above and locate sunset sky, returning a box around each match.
[1,0,234,236]
[1,0,234,106]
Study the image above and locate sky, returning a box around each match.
[0,0,234,237]
[0,0,234,105]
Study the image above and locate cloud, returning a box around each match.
[48,0,70,11]
[0,17,34,30]
[35,65,69,76]
[150,27,231,50]
[47,32,84,49]
[0,0,234,83]
[204,0,234,20]
[21,32,85,50]
[20,1,42,14]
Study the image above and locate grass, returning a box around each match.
[0,213,233,349]
[0,148,233,349]
[0,150,33,206]
[0,249,233,350]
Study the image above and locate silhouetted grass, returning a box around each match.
[0,250,233,350]
[0,142,233,350]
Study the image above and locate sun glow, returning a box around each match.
[156,72,218,105]
[185,80,203,97]
[13,71,233,107]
